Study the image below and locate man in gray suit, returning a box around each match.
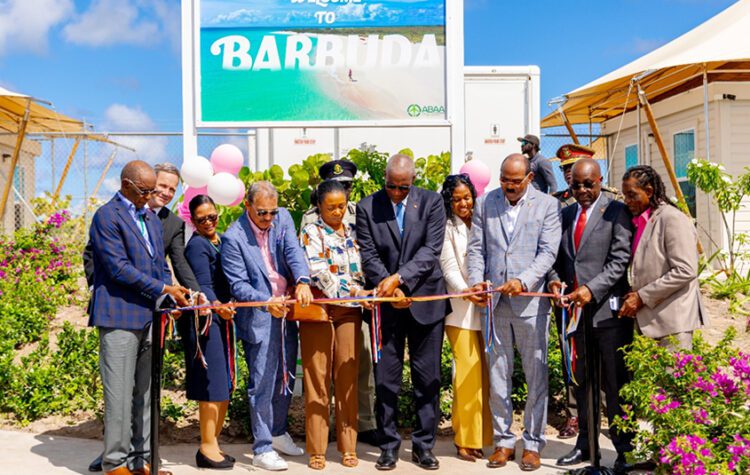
[467,154,561,471]
[547,159,634,474]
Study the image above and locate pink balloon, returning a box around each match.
[183,185,208,207]
[460,158,492,197]
[177,200,192,224]
[210,144,244,176]
[228,179,246,207]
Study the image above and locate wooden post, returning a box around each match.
[0,99,31,227]
[51,137,81,205]
[637,85,704,254]
[558,108,580,144]
[91,148,118,199]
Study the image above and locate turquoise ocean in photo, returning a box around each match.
[200,28,359,122]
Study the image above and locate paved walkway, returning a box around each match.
[0,429,637,475]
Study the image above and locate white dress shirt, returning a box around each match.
[573,192,603,238]
[501,189,529,240]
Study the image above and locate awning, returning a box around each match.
[0,86,84,134]
[542,0,750,127]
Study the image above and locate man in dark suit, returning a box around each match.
[547,158,634,474]
[355,154,448,471]
[89,160,189,475]
[84,163,200,473]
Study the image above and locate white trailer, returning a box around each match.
[249,65,540,186]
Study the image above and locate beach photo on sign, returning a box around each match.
[199,0,446,123]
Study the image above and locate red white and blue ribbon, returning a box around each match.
[484,281,497,353]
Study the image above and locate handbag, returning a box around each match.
[287,287,330,322]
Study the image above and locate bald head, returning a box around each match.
[500,153,532,205]
[121,160,155,183]
[501,153,531,176]
[385,154,416,178]
[570,157,603,207]
[571,157,601,180]
[384,154,415,205]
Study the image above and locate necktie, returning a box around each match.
[136,210,153,255]
[574,206,587,252]
[395,202,405,236]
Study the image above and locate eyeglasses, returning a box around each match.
[124,178,156,197]
[500,175,530,186]
[570,180,600,191]
[253,206,279,217]
[385,183,411,192]
[195,214,218,225]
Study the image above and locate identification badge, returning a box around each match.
[609,296,620,311]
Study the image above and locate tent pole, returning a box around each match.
[636,85,703,254]
[558,108,580,144]
[51,137,81,205]
[637,102,641,164]
[91,148,118,199]
[703,65,710,162]
[0,99,31,228]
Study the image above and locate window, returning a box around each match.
[625,144,638,170]
[673,130,696,217]
[13,166,25,198]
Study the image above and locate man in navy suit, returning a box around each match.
[220,181,313,471]
[89,160,190,475]
[355,154,448,471]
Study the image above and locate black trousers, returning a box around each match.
[573,320,634,456]
[554,307,577,416]
[374,308,444,452]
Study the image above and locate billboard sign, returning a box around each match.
[195,0,448,126]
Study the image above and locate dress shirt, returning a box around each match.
[248,214,288,297]
[631,207,652,255]
[117,191,153,255]
[391,195,409,222]
[573,192,603,238]
[501,188,529,240]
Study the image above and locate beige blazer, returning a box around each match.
[440,218,482,330]
[631,205,707,338]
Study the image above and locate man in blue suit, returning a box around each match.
[89,160,190,475]
[467,154,561,472]
[221,181,313,471]
[356,154,449,471]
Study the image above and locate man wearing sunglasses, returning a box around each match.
[518,134,558,195]
[221,181,312,471]
[88,160,191,475]
[466,154,561,471]
[356,154,449,471]
[552,144,620,208]
[83,162,201,473]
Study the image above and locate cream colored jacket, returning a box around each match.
[440,218,482,330]
[631,204,707,338]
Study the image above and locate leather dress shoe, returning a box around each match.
[456,446,476,462]
[520,450,541,471]
[105,468,133,475]
[411,447,439,470]
[89,454,104,472]
[196,450,234,470]
[487,447,515,468]
[614,454,634,474]
[556,448,589,466]
[557,416,578,439]
[375,449,398,471]
[357,429,380,447]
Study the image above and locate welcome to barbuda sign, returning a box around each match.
[195,0,448,125]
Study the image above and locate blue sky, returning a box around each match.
[0,0,738,135]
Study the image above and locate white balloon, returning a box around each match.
[181,156,213,188]
[207,172,242,206]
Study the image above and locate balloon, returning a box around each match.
[207,172,243,206]
[182,185,207,208]
[177,199,193,225]
[210,144,244,176]
[181,156,213,188]
[228,179,246,207]
[460,158,492,197]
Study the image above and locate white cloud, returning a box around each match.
[210,8,273,25]
[102,177,120,194]
[102,103,169,165]
[0,0,73,55]
[62,0,160,47]
[151,0,181,52]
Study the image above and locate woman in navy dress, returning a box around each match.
[180,194,236,470]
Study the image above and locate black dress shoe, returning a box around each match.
[614,454,634,474]
[412,448,439,470]
[196,450,235,470]
[88,454,103,472]
[556,448,589,466]
[376,449,398,471]
[221,453,236,463]
[357,429,380,447]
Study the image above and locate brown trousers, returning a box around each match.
[299,306,361,455]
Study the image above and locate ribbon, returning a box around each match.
[370,289,382,364]
[484,281,497,353]
[279,315,295,396]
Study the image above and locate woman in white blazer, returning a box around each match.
[439,174,493,462]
